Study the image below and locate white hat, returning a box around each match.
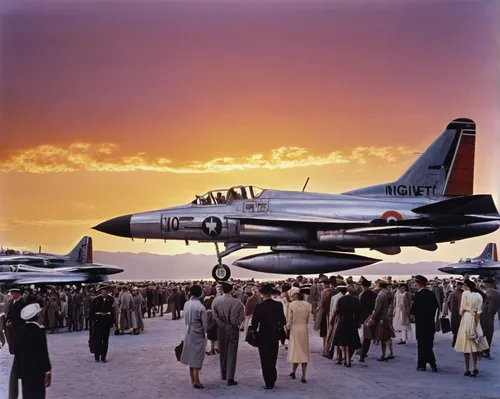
[21,303,43,321]
[288,287,301,297]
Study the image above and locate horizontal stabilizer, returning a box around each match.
[346,225,435,235]
[412,195,498,215]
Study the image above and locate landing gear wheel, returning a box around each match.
[212,264,231,281]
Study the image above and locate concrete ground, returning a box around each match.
[1,316,499,399]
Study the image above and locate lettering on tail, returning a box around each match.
[385,185,437,196]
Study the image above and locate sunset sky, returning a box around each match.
[0,0,499,264]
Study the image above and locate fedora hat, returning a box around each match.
[259,284,274,295]
[21,303,43,321]
[414,275,428,285]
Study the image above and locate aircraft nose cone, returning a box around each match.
[92,214,132,238]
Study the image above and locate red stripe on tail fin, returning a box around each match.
[494,243,498,262]
[444,133,475,196]
[86,237,93,264]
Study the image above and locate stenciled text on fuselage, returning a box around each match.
[385,185,437,196]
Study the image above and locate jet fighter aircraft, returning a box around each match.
[93,118,500,280]
[0,236,123,286]
[438,243,500,278]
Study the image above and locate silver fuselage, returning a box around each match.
[127,190,499,249]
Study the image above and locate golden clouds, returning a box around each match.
[4,219,102,227]
[0,143,415,174]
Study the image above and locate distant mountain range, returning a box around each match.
[94,251,450,281]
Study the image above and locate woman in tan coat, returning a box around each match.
[286,288,312,383]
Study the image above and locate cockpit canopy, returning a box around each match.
[459,258,485,265]
[192,185,264,205]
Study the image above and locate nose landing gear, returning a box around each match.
[212,243,231,281]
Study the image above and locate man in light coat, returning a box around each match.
[212,282,245,386]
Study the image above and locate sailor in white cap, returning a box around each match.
[15,303,52,397]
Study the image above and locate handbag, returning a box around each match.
[174,341,184,361]
[245,326,259,347]
[439,317,451,334]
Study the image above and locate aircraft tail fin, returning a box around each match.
[476,243,498,262]
[343,118,476,197]
[66,236,93,264]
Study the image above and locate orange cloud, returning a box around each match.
[0,143,415,174]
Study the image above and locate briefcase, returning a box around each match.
[245,327,259,347]
[440,317,451,334]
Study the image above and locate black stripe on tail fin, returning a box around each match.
[67,236,93,264]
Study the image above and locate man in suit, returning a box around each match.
[314,278,333,355]
[443,281,463,347]
[410,275,440,372]
[251,284,287,389]
[6,287,27,399]
[14,303,52,398]
[89,284,116,363]
[212,282,245,386]
[480,277,500,358]
[358,280,377,362]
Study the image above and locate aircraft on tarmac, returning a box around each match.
[0,236,123,286]
[93,118,500,281]
[438,243,500,278]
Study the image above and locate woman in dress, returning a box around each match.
[332,284,361,367]
[131,287,145,335]
[203,296,218,355]
[286,288,312,383]
[393,284,412,345]
[180,285,208,389]
[454,279,489,377]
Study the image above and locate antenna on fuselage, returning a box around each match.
[302,177,310,192]
[39,245,41,254]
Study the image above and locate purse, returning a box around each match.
[439,317,451,334]
[174,341,184,361]
[245,326,259,347]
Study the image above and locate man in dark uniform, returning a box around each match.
[251,284,286,390]
[358,280,377,362]
[89,284,116,363]
[6,287,27,399]
[410,275,440,372]
[14,303,52,398]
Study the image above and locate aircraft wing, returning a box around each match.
[0,273,92,286]
[225,213,370,227]
[55,266,118,275]
[345,225,436,234]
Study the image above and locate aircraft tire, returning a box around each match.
[212,264,231,281]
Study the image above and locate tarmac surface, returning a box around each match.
[1,315,499,399]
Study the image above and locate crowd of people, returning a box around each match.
[0,274,499,395]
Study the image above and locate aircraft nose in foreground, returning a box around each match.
[438,266,452,273]
[93,214,133,238]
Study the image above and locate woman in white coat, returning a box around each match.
[393,284,412,345]
[454,279,489,377]
[180,285,207,389]
[286,287,312,383]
